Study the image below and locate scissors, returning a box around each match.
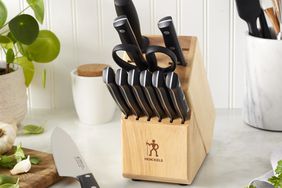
[112,44,177,74]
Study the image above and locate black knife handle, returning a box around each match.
[114,0,149,50]
[259,9,271,39]
[166,72,189,124]
[158,16,186,66]
[77,173,100,188]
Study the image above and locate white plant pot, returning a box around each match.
[71,69,116,125]
[243,34,282,131]
[0,62,27,124]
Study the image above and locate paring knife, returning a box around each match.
[114,0,149,51]
[140,70,165,121]
[113,16,146,64]
[51,127,100,188]
[116,69,143,119]
[165,72,189,124]
[103,67,132,118]
[152,71,177,122]
[128,69,154,120]
[158,16,187,66]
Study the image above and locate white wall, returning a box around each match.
[4,0,247,109]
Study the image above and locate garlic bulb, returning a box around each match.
[0,121,17,154]
[10,155,31,175]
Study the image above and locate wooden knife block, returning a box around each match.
[121,36,215,185]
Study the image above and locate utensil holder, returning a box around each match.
[121,36,215,184]
[244,34,282,131]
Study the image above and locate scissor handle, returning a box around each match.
[145,46,177,74]
[112,44,148,71]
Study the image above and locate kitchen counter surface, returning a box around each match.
[15,109,282,188]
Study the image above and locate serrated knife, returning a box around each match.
[51,127,100,188]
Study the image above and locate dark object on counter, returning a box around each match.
[152,70,177,122]
[51,127,100,188]
[114,0,149,51]
[103,67,132,118]
[116,69,143,119]
[158,16,187,66]
[140,70,165,121]
[259,9,272,39]
[166,72,189,124]
[128,69,154,120]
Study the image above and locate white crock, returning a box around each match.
[0,62,27,124]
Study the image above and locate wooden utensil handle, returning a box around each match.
[265,8,280,34]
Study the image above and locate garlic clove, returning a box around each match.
[10,155,31,175]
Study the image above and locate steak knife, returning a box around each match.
[140,70,165,121]
[116,69,143,119]
[166,72,189,124]
[103,67,132,118]
[158,16,187,66]
[152,70,177,122]
[128,69,154,120]
[51,127,100,188]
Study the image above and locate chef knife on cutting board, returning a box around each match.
[114,0,149,51]
[51,127,100,188]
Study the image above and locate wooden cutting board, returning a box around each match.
[0,148,62,188]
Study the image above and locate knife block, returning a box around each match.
[121,36,215,185]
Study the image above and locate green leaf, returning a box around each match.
[0,155,17,169]
[23,125,44,135]
[0,175,18,184]
[21,30,60,63]
[30,156,41,165]
[26,0,44,24]
[14,57,35,86]
[14,144,25,163]
[276,160,282,175]
[0,1,7,28]
[0,36,11,44]
[0,183,19,188]
[8,14,39,45]
[7,32,16,43]
[6,49,14,64]
[42,68,46,88]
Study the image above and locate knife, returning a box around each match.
[51,127,100,188]
[128,69,154,120]
[116,69,143,119]
[158,16,187,66]
[103,67,132,118]
[259,9,272,39]
[113,16,146,64]
[140,70,165,121]
[165,72,189,124]
[152,70,177,122]
[114,0,149,51]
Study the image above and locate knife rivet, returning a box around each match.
[85,175,91,178]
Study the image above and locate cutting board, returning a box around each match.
[0,148,62,188]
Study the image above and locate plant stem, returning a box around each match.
[6,62,9,74]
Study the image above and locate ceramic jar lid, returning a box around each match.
[77,64,108,77]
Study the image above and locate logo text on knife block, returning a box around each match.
[144,140,163,162]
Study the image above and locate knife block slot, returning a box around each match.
[121,35,215,185]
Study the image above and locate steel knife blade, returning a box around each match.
[51,127,100,188]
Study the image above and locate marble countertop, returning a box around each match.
[15,109,282,188]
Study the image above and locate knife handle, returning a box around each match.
[158,16,186,66]
[114,0,149,50]
[259,9,272,39]
[77,173,100,188]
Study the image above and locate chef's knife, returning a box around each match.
[152,71,177,122]
[128,69,154,120]
[116,69,143,119]
[51,127,100,188]
[165,72,189,124]
[113,16,146,64]
[114,0,149,51]
[259,9,272,39]
[158,16,187,66]
[140,70,165,121]
[103,67,132,118]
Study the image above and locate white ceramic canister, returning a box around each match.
[243,34,282,131]
[71,64,116,125]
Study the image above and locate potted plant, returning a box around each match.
[0,0,60,123]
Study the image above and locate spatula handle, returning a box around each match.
[77,173,100,188]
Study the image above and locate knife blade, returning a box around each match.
[152,70,177,122]
[116,69,143,119]
[103,67,132,118]
[140,70,165,121]
[165,72,190,124]
[128,69,154,120]
[158,16,187,66]
[51,127,100,188]
[114,0,149,50]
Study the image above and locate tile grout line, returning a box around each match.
[229,0,235,109]
[97,0,103,58]
[150,0,156,34]
[71,0,79,67]
[204,0,209,79]
[177,0,182,34]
